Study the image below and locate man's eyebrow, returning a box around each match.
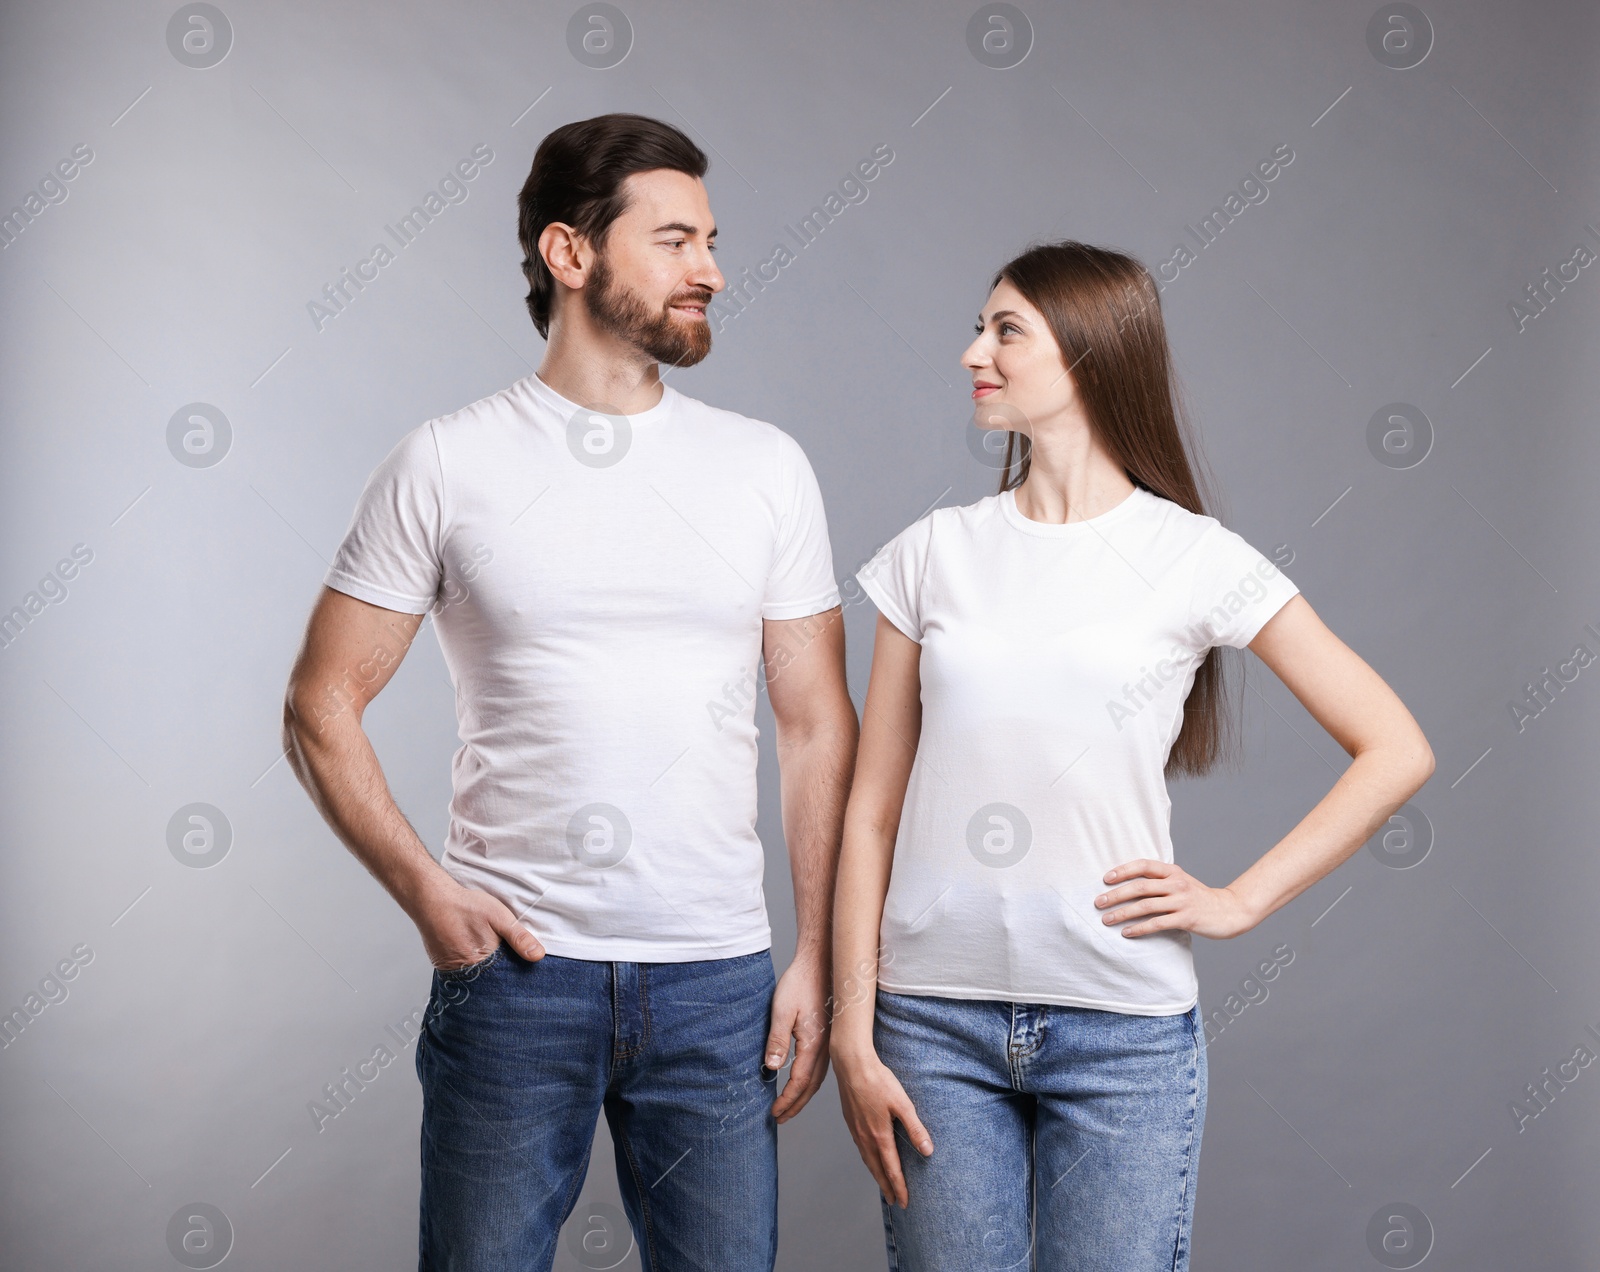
[652,222,717,238]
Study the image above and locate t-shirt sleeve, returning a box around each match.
[761,433,842,620]
[855,514,933,643]
[323,422,445,614]
[1186,523,1301,650]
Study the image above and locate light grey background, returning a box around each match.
[2,1,1596,1268]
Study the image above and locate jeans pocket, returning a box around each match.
[435,942,503,982]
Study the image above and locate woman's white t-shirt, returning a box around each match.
[856,483,1300,1015]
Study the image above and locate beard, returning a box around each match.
[587,250,713,368]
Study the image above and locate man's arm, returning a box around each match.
[760,604,859,1122]
[282,587,545,970]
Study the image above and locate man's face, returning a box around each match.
[585,169,724,368]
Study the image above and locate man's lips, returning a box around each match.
[669,300,709,318]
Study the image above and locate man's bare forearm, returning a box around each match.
[776,716,858,965]
[282,698,453,919]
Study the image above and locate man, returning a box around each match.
[282,112,857,1271]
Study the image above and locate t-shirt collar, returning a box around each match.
[522,370,680,427]
[998,483,1148,537]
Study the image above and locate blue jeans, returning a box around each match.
[415,943,779,1271]
[873,990,1206,1271]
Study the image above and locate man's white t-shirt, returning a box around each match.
[856,483,1300,1015]
[324,372,841,962]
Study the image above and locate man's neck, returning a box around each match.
[536,321,665,415]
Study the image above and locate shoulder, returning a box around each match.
[673,389,804,453]
[422,378,534,446]
[1140,491,1290,600]
[670,390,828,495]
[1129,488,1237,559]
[942,492,1005,529]
[882,493,1003,557]
[1133,487,1213,533]
[363,416,442,482]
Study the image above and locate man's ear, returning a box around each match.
[538,221,589,291]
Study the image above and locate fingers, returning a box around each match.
[768,1030,800,1120]
[875,1094,935,1208]
[772,1077,808,1122]
[767,1026,804,1119]
[1104,857,1172,884]
[892,1094,934,1159]
[773,1043,830,1123]
[763,1024,792,1074]
[488,908,544,962]
[1097,878,1160,906]
[870,1088,934,1209]
[874,1123,909,1208]
[846,1080,930,1209]
[1122,912,1181,938]
[1097,873,1181,910]
[1103,895,1176,924]
[856,1137,900,1209]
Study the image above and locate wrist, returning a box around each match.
[395,858,458,922]
[829,999,876,1049]
[830,1035,879,1068]
[789,937,829,969]
[1222,880,1271,932]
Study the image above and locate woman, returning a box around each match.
[831,241,1434,1271]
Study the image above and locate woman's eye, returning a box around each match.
[973,322,984,334]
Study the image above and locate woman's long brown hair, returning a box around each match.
[991,240,1238,777]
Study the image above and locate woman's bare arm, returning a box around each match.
[1096,594,1436,938]
[832,613,933,1205]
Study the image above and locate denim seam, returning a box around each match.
[613,962,650,1063]
[551,1146,592,1270]
[609,964,620,1074]
[1007,1005,1021,1089]
[1007,1004,1046,1090]
[1167,1008,1202,1272]
[880,1195,902,1271]
[639,962,652,1055]
[615,1124,661,1271]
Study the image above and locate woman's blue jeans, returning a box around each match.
[415,943,779,1271]
[873,989,1207,1271]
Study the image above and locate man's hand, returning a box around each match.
[411,876,546,971]
[764,954,831,1123]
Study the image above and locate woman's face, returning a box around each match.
[960,278,1082,437]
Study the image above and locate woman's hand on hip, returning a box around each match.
[1096,858,1259,940]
